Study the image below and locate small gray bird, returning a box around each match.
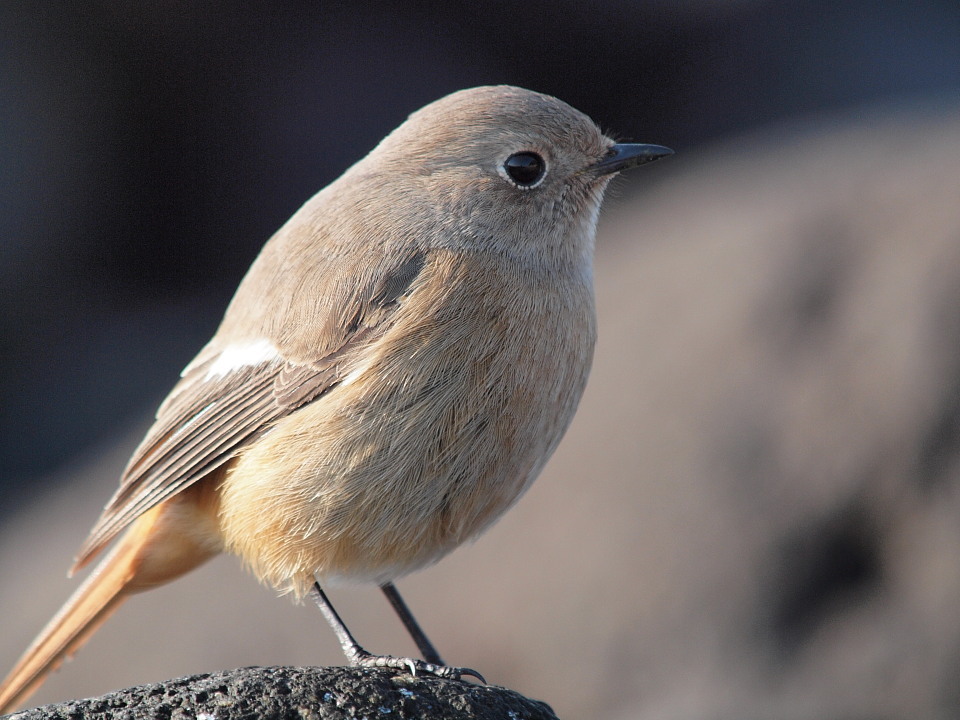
[0,85,671,712]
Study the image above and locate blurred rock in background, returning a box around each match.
[2,3,960,719]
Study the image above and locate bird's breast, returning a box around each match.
[217,250,596,596]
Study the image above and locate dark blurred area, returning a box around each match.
[3,1,959,496]
[4,3,960,719]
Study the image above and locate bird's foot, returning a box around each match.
[347,648,485,683]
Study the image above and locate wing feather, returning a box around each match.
[73,250,427,570]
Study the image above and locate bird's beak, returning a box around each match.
[591,143,674,176]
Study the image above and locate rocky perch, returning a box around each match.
[8,666,559,720]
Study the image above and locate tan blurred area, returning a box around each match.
[4,98,960,719]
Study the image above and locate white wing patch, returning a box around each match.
[202,339,280,380]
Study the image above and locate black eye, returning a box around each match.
[503,152,545,187]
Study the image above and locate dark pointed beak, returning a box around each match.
[592,143,674,176]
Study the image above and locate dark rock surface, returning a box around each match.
[9,667,557,720]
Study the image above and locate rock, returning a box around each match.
[9,666,557,720]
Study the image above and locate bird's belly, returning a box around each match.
[217,287,594,597]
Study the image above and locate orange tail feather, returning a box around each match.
[0,533,140,713]
[0,495,220,714]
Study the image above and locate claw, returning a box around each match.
[453,666,486,684]
[349,648,484,683]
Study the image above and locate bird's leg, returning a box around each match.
[379,581,443,666]
[309,581,485,683]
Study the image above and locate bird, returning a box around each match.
[0,84,672,712]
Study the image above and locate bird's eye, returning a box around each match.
[503,152,546,188]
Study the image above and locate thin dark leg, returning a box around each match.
[309,582,367,666]
[380,582,443,666]
[309,581,484,683]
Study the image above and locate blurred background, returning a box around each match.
[2,2,960,718]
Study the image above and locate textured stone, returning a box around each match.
[9,667,557,720]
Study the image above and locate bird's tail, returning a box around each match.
[0,498,218,714]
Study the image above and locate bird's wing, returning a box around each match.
[73,251,428,570]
